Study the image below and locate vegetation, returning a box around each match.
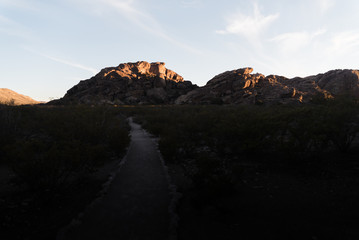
[130,98,359,239]
[0,105,130,239]
[2,96,359,239]
[0,98,16,106]
[133,100,359,188]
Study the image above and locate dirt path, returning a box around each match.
[58,118,171,240]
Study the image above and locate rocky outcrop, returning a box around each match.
[53,61,197,105]
[52,62,359,105]
[176,68,359,105]
[0,88,39,105]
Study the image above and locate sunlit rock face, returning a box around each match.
[176,68,359,105]
[55,61,197,105]
[0,88,39,105]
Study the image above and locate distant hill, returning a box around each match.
[0,88,40,105]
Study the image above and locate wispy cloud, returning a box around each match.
[317,0,335,13]
[44,55,99,74]
[216,3,279,42]
[73,0,201,54]
[270,29,326,53]
[23,47,98,74]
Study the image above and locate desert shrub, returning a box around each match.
[159,133,180,162]
[319,97,359,153]
[9,140,110,191]
[106,124,131,156]
[122,100,359,198]
[275,107,324,153]
[134,102,359,177]
[191,152,234,201]
[1,105,130,192]
[0,105,21,164]
[0,98,16,106]
[0,105,132,240]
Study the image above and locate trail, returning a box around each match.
[58,118,171,240]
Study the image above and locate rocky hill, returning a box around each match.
[52,61,198,105]
[51,61,359,105]
[176,68,359,104]
[0,88,39,105]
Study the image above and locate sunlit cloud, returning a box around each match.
[216,3,279,43]
[270,29,327,53]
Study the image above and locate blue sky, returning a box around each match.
[1,0,359,101]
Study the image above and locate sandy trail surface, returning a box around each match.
[59,118,170,240]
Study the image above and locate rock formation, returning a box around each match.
[0,88,39,105]
[176,68,359,105]
[51,61,359,105]
[53,61,197,105]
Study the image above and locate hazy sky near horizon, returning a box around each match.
[1,0,359,101]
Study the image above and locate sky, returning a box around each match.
[1,0,359,101]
